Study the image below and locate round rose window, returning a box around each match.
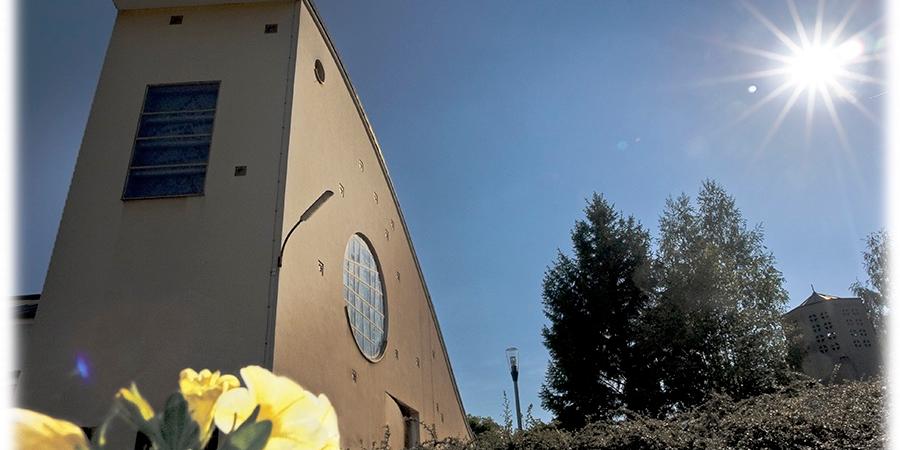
[342,234,387,360]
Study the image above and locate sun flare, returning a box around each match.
[786,39,863,90]
[711,0,883,149]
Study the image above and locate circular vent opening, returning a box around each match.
[314,59,325,84]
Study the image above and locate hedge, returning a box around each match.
[407,378,884,450]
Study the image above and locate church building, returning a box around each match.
[17,1,472,448]
[783,291,880,381]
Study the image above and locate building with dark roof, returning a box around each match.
[783,291,880,381]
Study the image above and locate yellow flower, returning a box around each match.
[116,383,155,421]
[179,368,240,443]
[214,366,340,450]
[13,408,89,450]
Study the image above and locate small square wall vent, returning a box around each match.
[169,15,183,25]
[234,166,247,176]
[265,24,278,34]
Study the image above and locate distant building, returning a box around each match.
[17,1,471,448]
[783,292,880,381]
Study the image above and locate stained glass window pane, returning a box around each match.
[131,136,211,167]
[124,82,220,199]
[137,111,215,138]
[124,166,206,199]
[342,234,386,360]
[143,83,219,113]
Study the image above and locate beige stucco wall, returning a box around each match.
[271,2,470,447]
[18,2,295,446]
[384,394,406,449]
[784,298,880,381]
[20,1,470,448]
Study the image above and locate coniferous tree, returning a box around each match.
[540,194,652,429]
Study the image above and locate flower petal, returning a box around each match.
[240,366,311,420]
[116,384,155,421]
[13,408,89,450]
[213,387,256,433]
[233,366,341,449]
[180,367,241,440]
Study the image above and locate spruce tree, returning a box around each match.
[539,194,652,429]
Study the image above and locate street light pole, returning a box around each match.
[506,347,523,431]
[277,190,334,267]
[264,189,334,368]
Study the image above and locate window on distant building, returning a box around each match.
[342,234,387,360]
[123,82,220,199]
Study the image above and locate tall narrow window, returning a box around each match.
[123,82,220,199]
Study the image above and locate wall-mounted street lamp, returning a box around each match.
[278,190,334,267]
[265,189,334,368]
[506,347,523,431]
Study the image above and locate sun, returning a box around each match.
[710,0,883,149]
[786,39,864,89]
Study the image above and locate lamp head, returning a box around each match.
[506,347,519,372]
[299,190,334,222]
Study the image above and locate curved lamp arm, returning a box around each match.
[277,190,334,267]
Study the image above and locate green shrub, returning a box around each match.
[414,378,884,450]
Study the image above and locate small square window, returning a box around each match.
[123,82,220,199]
[265,23,278,34]
[169,15,183,25]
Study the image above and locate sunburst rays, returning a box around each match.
[711,0,884,149]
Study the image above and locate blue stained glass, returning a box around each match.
[138,111,214,138]
[124,166,206,198]
[143,83,219,113]
[131,136,211,166]
[124,82,220,200]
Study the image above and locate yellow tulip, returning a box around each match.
[116,383,155,421]
[214,366,340,450]
[13,408,89,450]
[179,368,240,444]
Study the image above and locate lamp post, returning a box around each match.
[506,347,523,431]
[278,190,334,267]
[265,189,333,368]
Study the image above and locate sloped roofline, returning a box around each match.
[301,0,473,438]
[785,292,863,315]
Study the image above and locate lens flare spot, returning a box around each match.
[75,355,90,380]
[835,38,865,61]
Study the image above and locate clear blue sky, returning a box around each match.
[18,1,885,423]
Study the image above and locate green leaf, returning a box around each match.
[243,405,262,428]
[220,420,272,450]
[159,392,201,450]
